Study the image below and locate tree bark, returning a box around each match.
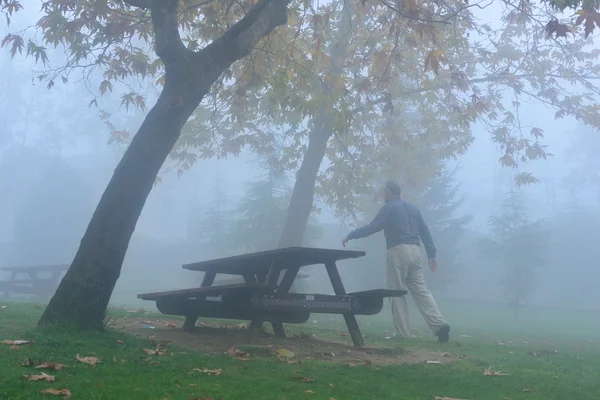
[278,4,353,248]
[39,0,290,327]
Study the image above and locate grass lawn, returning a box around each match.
[1,299,599,400]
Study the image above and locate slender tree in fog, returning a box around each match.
[418,167,472,295]
[194,170,233,258]
[480,190,547,320]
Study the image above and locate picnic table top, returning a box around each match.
[183,247,366,274]
[0,264,69,273]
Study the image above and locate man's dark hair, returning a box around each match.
[385,180,402,195]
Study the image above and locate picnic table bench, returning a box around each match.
[138,247,407,347]
[0,264,68,299]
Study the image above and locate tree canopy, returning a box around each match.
[3,0,600,220]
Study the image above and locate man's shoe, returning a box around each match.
[436,325,450,343]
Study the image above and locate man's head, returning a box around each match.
[383,180,402,203]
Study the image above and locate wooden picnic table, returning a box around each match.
[0,264,69,299]
[138,247,407,347]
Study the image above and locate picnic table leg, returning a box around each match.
[183,271,216,333]
[325,261,365,347]
[243,273,285,338]
[2,271,18,298]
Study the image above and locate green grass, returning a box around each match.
[1,300,600,400]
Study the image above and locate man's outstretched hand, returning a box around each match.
[342,235,349,247]
[429,258,438,273]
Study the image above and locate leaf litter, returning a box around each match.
[191,368,222,376]
[76,354,100,365]
[227,346,252,360]
[483,367,510,376]
[25,372,55,382]
[40,388,72,398]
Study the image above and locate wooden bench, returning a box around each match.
[138,247,407,347]
[138,283,310,326]
[0,264,68,299]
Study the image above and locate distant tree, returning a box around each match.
[230,157,321,253]
[417,167,472,295]
[480,190,547,320]
[11,153,93,265]
[193,170,233,258]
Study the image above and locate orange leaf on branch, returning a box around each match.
[424,49,445,75]
[575,9,600,38]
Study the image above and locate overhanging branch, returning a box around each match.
[122,0,150,8]
[204,0,290,65]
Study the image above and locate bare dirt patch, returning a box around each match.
[109,317,454,366]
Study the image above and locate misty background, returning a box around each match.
[1,5,599,315]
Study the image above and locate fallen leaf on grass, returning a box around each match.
[483,367,510,376]
[116,340,125,344]
[529,350,558,357]
[2,339,33,346]
[76,354,100,365]
[165,322,177,328]
[143,345,167,356]
[305,390,314,393]
[522,388,532,393]
[112,357,118,363]
[227,347,251,360]
[35,362,67,371]
[275,348,295,361]
[292,376,315,383]
[191,368,222,376]
[25,372,55,382]
[434,397,469,400]
[40,388,71,398]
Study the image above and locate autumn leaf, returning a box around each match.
[275,348,295,361]
[40,388,72,398]
[35,362,67,371]
[191,368,222,376]
[76,354,100,365]
[434,397,469,400]
[227,347,251,360]
[575,9,600,38]
[2,339,33,346]
[0,33,24,57]
[424,49,446,75]
[25,372,55,382]
[292,376,315,382]
[143,347,167,356]
[483,367,510,376]
[545,19,574,38]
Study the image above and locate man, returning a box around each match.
[342,180,450,343]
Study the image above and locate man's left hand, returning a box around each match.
[342,236,349,247]
[429,258,438,273]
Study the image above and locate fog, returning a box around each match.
[1,4,599,320]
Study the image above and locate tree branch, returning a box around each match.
[204,0,290,65]
[148,0,187,64]
[122,0,150,8]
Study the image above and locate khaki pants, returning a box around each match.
[387,244,447,338]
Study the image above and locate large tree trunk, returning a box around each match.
[39,0,290,327]
[278,4,352,248]
[39,85,201,326]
